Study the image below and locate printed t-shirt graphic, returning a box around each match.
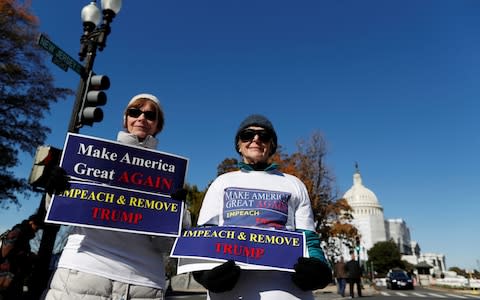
[223,187,290,229]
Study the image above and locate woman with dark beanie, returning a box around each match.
[192,114,332,300]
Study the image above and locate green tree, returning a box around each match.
[367,239,404,277]
[184,183,206,226]
[0,0,73,208]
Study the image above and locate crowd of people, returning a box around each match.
[3,94,343,299]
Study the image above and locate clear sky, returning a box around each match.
[1,0,479,271]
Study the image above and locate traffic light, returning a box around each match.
[29,146,62,189]
[355,236,361,251]
[79,71,110,126]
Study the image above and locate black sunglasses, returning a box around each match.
[239,129,272,142]
[127,108,157,121]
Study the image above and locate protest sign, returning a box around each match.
[46,133,188,236]
[46,181,183,236]
[171,226,306,272]
[59,133,187,194]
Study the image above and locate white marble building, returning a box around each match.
[341,166,446,272]
[343,169,386,253]
[385,219,412,254]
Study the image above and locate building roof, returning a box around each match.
[415,261,433,268]
[343,168,381,208]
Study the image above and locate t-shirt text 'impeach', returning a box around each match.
[223,187,291,229]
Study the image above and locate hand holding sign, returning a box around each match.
[170,188,188,201]
[193,260,241,293]
[46,166,70,195]
[291,257,332,291]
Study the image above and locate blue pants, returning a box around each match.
[337,278,346,296]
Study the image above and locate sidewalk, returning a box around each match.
[313,283,379,299]
[170,273,206,293]
[424,285,480,296]
[171,274,379,298]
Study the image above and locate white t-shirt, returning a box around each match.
[197,169,316,300]
[58,227,169,288]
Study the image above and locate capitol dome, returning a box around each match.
[342,165,387,256]
[343,171,380,207]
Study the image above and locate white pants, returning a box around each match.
[42,268,164,300]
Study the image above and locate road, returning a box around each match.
[371,286,480,300]
[166,286,480,300]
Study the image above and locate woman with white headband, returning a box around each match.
[43,93,181,300]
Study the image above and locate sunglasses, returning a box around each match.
[127,108,157,121]
[239,129,272,143]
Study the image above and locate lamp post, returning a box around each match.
[33,2,122,298]
[355,236,361,260]
[68,0,122,133]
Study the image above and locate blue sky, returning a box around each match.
[1,0,479,270]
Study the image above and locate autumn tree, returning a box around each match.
[272,132,358,262]
[0,0,73,208]
[323,198,359,259]
[216,157,239,176]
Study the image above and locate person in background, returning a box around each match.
[0,214,43,300]
[345,250,363,298]
[42,93,187,300]
[192,114,332,300]
[334,256,347,297]
[407,269,417,286]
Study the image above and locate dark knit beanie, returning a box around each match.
[235,114,278,156]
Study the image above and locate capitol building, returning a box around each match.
[340,166,446,274]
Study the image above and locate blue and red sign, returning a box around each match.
[46,133,188,236]
[60,133,187,194]
[171,226,306,272]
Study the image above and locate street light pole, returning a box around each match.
[33,2,122,298]
[67,49,96,133]
[68,0,121,133]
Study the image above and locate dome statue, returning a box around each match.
[344,167,380,207]
[342,163,387,258]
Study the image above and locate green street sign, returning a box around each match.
[51,55,69,72]
[37,33,85,76]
